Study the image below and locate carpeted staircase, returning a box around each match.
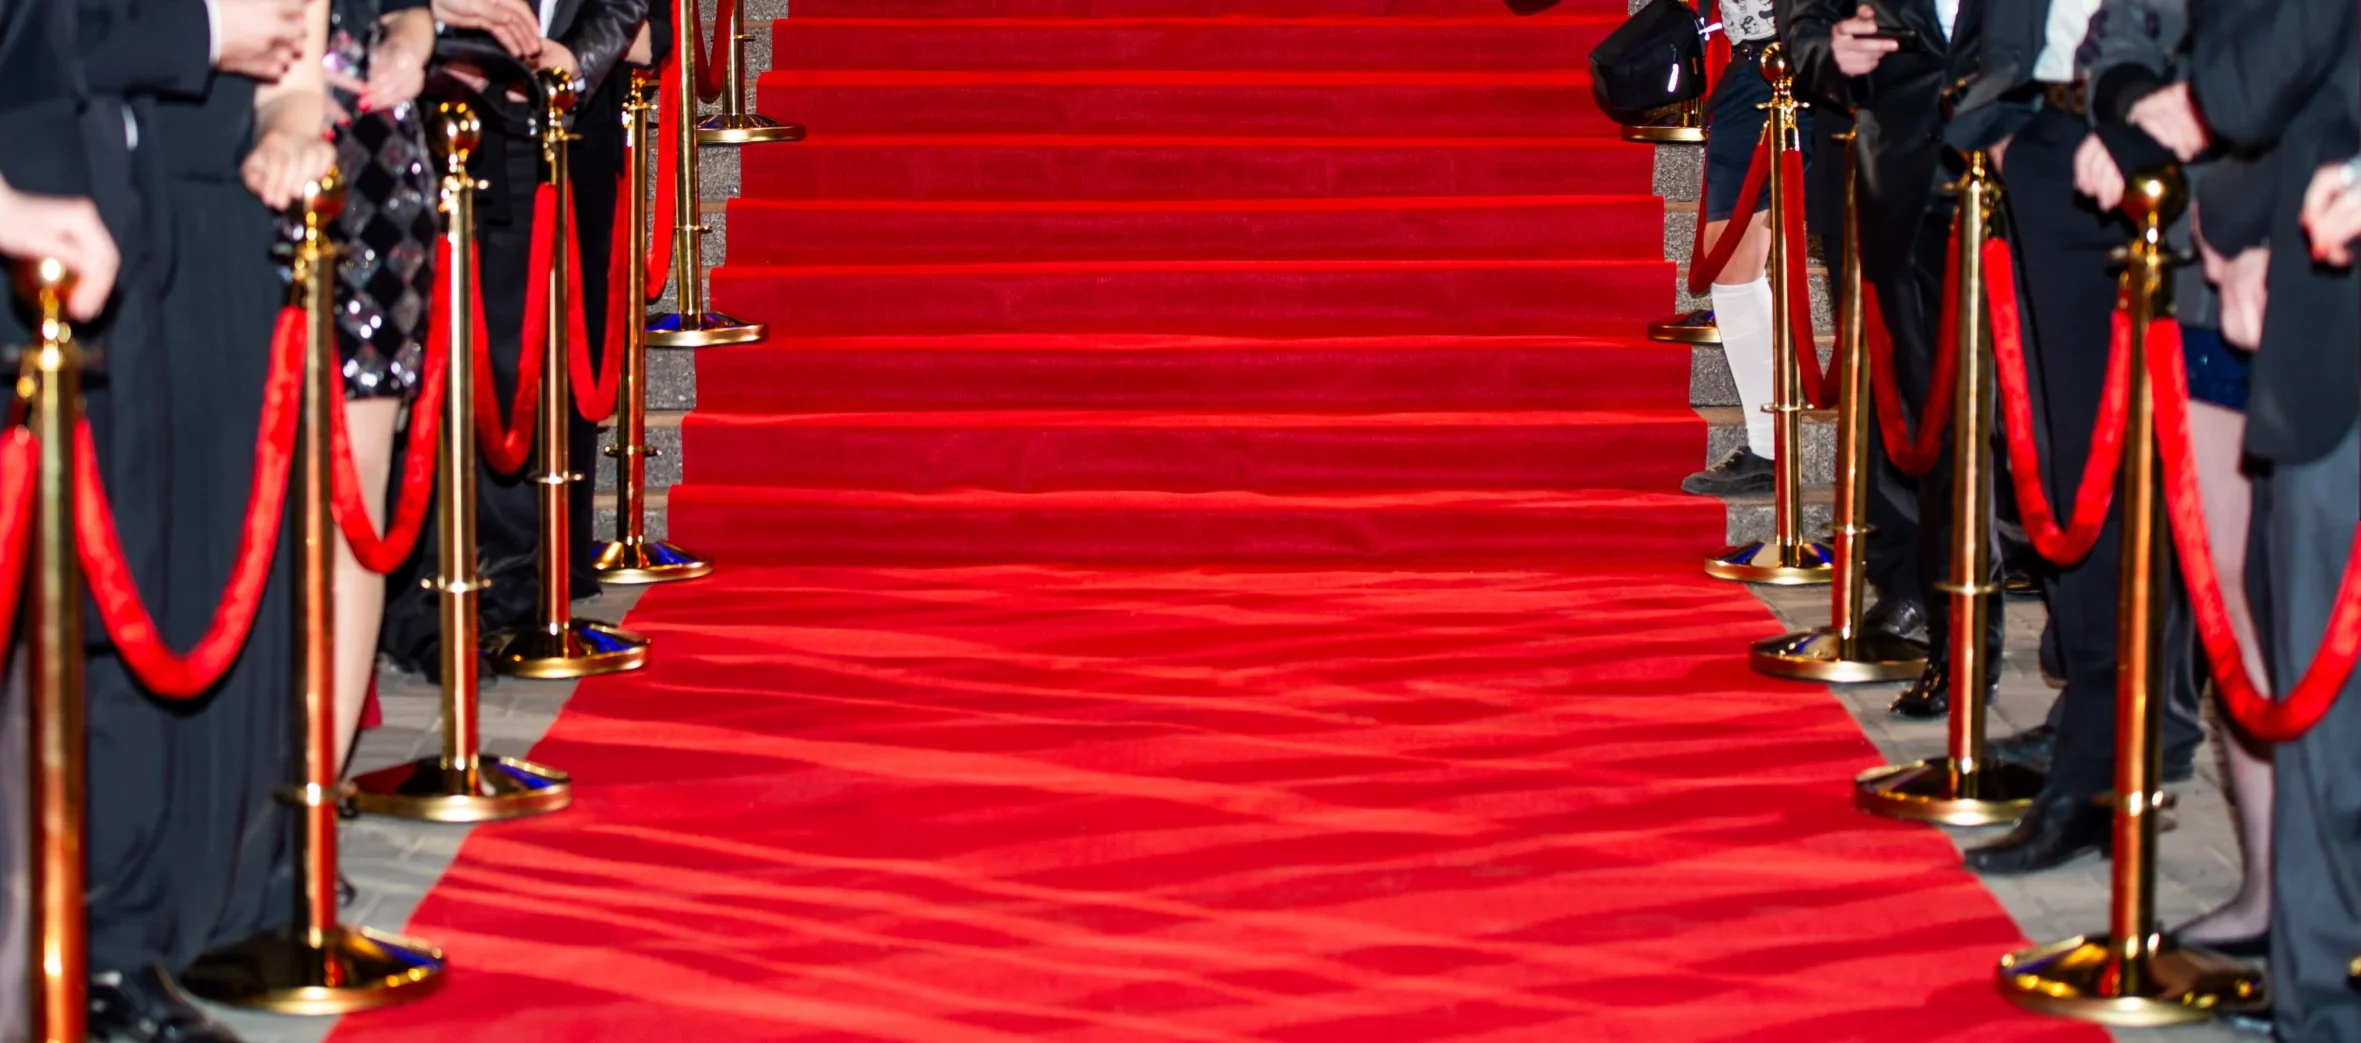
[638,0,1776,568]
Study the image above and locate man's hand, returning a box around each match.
[2303,159,2361,265]
[1830,6,1899,77]
[0,181,119,321]
[431,0,542,59]
[2073,133,2126,210]
[536,38,580,80]
[2126,83,2208,161]
[212,0,306,79]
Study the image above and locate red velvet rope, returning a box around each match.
[2150,319,2361,741]
[1865,225,1961,475]
[1986,239,2131,564]
[1686,125,1772,295]
[1777,146,1834,409]
[571,193,627,424]
[76,307,302,697]
[696,0,735,103]
[0,429,32,649]
[648,59,679,305]
[330,238,451,575]
[475,185,555,474]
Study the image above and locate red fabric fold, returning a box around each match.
[1987,240,2128,565]
[1777,147,1832,409]
[1866,225,1959,475]
[696,0,735,103]
[476,185,556,474]
[332,238,452,574]
[0,428,33,649]
[2151,319,2361,741]
[76,307,302,698]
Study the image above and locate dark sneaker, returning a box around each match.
[1681,447,1775,496]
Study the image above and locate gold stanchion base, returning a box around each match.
[1999,935,2268,1027]
[1749,626,1929,683]
[348,754,573,822]
[1705,540,1834,586]
[1621,123,1707,144]
[1854,757,2046,825]
[1647,312,1722,344]
[180,926,445,1016]
[593,537,714,585]
[493,619,650,680]
[645,310,767,349]
[695,112,806,146]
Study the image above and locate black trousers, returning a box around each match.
[1998,106,2201,799]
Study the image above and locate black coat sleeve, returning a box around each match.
[1784,0,1869,109]
[75,0,211,100]
[0,0,93,196]
[559,0,646,103]
[2188,0,2352,149]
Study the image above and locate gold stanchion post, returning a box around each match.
[351,102,576,819]
[645,0,769,347]
[494,71,653,678]
[694,0,803,145]
[1704,44,1832,586]
[596,68,713,585]
[1995,168,2267,1025]
[1751,129,1927,681]
[16,259,89,1043]
[1850,151,2044,823]
[180,172,447,1015]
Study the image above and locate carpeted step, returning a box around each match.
[692,334,1689,413]
[710,258,1671,336]
[723,195,1664,265]
[680,409,1704,493]
[772,16,1618,71]
[754,71,1616,138]
[793,0,1625,17]
[738,134,1645,202]
[666,484,1727,567]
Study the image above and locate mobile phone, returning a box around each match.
[1864,25,1920,44]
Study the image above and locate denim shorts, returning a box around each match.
[2181,324,2251,411]
[1704,47,1814,223]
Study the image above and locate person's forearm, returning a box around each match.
[380,7,433,67]
[253,0,327,136]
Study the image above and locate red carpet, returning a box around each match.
[329,4,2103,1039]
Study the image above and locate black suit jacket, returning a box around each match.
[543,0,645,103]
[71,0,211,289]
[1942,0,2048,149]
[1786,0,1978,273]
[2189,0,2359,464]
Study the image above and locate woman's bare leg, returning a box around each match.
[336,398,403,772]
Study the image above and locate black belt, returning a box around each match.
[2040,81,2089,117]
[1729,38,1775,63]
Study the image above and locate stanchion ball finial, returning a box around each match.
[1758,42,1788,83]
[2122,165,2189,230]
[10,257,74,312]
[537,68,579,116]
[299,167,347,232]
[436,102,483,163]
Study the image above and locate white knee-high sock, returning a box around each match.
[1712,277,1776,459]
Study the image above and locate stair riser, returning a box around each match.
[792,0,1626,17]
[682,422,1704,493]
[593,420,684,493]
[668,496,1728,568]
[710,264,1674,337]
[773,20,1616,72]
[723,200,1664,265]
[696,340,1689,413]
[741,140,1649,202]
[754,81,1617,137]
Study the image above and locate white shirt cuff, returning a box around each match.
[204,0,223,63]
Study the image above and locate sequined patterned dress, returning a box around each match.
[328,0,437,399]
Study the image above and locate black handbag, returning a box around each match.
[1588,0,1709,124]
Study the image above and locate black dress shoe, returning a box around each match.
[1890,663,1950,719]
[90,966,247,1043]
[1964,791,2110,875]
[1989,724,2056,771]
[1681,446,1775,496]
[1864,596,1928,642]
[2169,929,2271,959]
